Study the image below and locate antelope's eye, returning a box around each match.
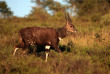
[70,26,73,27]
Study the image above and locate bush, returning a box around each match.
[101,12,110,25]
[91,13,101,22]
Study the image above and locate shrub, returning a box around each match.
[101,12,110,25]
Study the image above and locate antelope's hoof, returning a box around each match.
[13,53,15,56]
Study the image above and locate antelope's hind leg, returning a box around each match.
[45,45,50,62]
[13,47,19,56]
[13,43,24,56]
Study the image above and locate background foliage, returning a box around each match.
[0,1,13,18]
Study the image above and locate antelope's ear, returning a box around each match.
[66,21,69,25]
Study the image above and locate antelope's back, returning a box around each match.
[19,27,58,45]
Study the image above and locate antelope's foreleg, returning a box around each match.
[45,45,50,62]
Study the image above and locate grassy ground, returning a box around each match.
[0,17,110,74]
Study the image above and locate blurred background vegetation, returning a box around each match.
[0,0,110,74]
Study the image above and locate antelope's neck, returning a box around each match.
[57,27,68,39]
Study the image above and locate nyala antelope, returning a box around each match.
[13,13,77,62]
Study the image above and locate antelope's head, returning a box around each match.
[65,13,77,33]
